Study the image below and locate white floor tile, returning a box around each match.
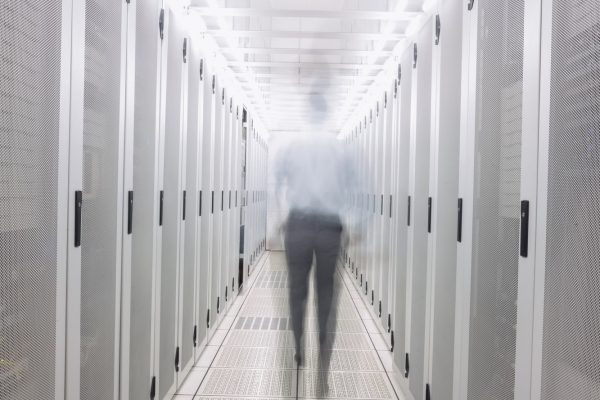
[370,332,390,351]
[196,345,220,368]
[176,367,208,395]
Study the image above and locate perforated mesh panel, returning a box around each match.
[408,22,433,400]
[81,0,124,397]
[467,0,524,399]
[129,0,162,398]
[159,10,185,399]
[0,1,61,398]
[541,2,600,398]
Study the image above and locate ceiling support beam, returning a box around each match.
[221,47,392,57]
[204,30,406,41]
[229,61,386,70]
[191,7,422,22]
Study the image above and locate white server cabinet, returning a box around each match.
[80,0,133,398]
[0,1,80,398]
[220,90,233,312]
[405,18,434,400]
[179,35,203,381]
[371,97,384,312]
[158,8,188,399]
[210,78,225,326]
[126,0,165,398]
[516,1,600,399]
[379,83,395,332]
[229,100,242,295]
[391,49,413,386]
[453,0,525,399]
[199,62,217,346]
[422,1,463,398]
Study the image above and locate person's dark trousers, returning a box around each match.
[284,209,342,374]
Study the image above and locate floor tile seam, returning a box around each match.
[335,263,401,400]
[191,252,272,398]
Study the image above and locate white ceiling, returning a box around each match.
[189,0,428,134]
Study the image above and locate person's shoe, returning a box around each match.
[294,352,302,366]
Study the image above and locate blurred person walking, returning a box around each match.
[274,93,360,394]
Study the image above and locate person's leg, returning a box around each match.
[284,212,313,365]
[314,217,342,378]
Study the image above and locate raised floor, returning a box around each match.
[174,251,404,400]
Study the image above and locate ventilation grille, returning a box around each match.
[467,0,524,399]
[541,2,600,399]
[0,1,61,398]
[80,0,124,398]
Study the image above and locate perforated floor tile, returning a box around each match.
[298,371,394,399]
[198,369,295,398]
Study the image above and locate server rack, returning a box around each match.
[422,1,463,399]
[126,1,166,398]
[453,1,525,399]
[80,0,134,398]
[157,9,188,399]
[0,1,78,398]
[179,35,203,383]
[405,18,434,400]
[517,1,600,399]
[391,47,413,390]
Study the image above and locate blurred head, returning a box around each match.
[307,92,328,126]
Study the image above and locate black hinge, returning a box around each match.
[376,102,380,117]
[360,274,363,286]
[183,38,188,63]
[199,191,202,217]
[426,383,431,400]
[217,296,220,314]
[381,194,384,216]
[407,196,412,226]
[235,190,238,207]
[159,9,165,40]
[159,190,164,226]
[405,353,410,377]
[75,190,82,247]
[394,79,398,98]
[221,88,225,105]
[211,191,214,214]
[193,325,198,347]
[127,190,133,234]
[384,92,388,108]
[212,75,216,94]
[457,198,463,242]
[389,195,393,218]
[428,197,432,233]
[199,59,204,80]
[378,300,382,317]
[232,277,235,292]
[413,43,418,68]
[150,376,156,399]
[520,200,530,257]
[206,309,210,328]
[398,63,402,82]
[435,14,441,45]
[365,281,368,295]
[174,347,180,372]
[182,190,186,221]
[468,0,475,11]
[371,290,374,305]
[221,190,224,211]
[391,330,395,352]
[369,109,373,123]
[388,314,391,333]
[230,98,233,113]
[229,190,231,209]
[225,286,228,302]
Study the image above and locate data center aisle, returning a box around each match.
[173,251,403,400]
